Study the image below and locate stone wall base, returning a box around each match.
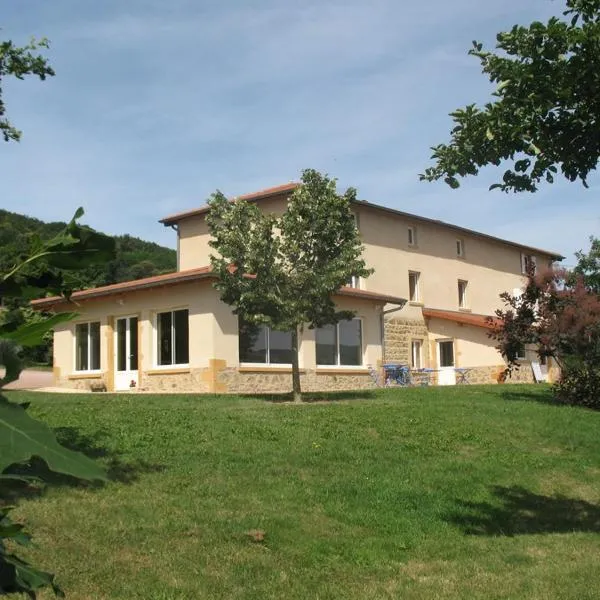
[384,318,429,365]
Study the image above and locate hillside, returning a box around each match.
[0,208,176,285]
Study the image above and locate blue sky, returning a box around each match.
[1,0,596,264]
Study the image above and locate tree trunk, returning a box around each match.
[291,328,302,402]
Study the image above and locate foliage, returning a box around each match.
[0,37,55,142]
[2,387,600,599]
[572,235,600,293]
[207,169,371,401]
[491,255,600,407]
[420,0,600,192]
[0,209,111,598]
[0,209,176,366]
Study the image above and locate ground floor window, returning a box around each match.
[438,340,454,367]
[239,319,293,364]
[411,339,422,369]
[316,319,362,366]
[75,321,100,371]
[157,309,189,366]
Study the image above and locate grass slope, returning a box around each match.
[3,385,600,600]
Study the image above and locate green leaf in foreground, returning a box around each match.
[1,312,77,347]
[0,396,106,481]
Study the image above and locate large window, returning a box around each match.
[316,319,362,366]
[409,271,420,302]
[157,309,189,366]
[239,319,293,364]
[75,322,100,371]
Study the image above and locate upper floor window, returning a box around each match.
[458,280,468,309]
[521,253,537,275]
[409,271,421,303]
[239,319,292,364]
[157,309,189,366]
[316,319,362,366]
[456,239,464,258]
[411,340,422,369]
[346,275,361,289]
[408,226,417,247]
[75,322,101,372]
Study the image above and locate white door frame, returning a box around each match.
[114,315,139,391]
[436,339,456,386]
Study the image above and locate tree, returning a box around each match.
[207,169,372,402]
[0,209,114,597]
[572,235,600,293]
[491,255,600,408]
[1,36,55,142]
[420,0,600,193]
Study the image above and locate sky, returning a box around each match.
[1,0,597,265]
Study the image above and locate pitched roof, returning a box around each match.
[159,181,563,259]
[30,266,213,310]
[30,265,406,310]
[422,307,502,330]
[159,183,300,225]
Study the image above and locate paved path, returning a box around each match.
[1,368,54,390]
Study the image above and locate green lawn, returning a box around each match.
[3,385,600,600]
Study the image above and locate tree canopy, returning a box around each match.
[207,169,371,401]
[420,0,600,193]
[0,36,54,142]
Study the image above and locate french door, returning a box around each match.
[114,316,139,390]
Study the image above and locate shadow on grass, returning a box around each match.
[246,389,382,403]
[495,385,561,407]
[1,426,164,504]
[447,485,600,536]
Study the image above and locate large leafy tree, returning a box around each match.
[207,169,372,402]
[1,35,55,142]
[420,0,600,193]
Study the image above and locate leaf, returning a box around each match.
[1,313,77,347]
[0,395,106,481]
[0,340,22,388]
[1,552,65,598]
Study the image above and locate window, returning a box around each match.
[157,309,189,366]
[438,340,455,367]
[411,340,422,369]
[239,319,293,364]
[521,253,537,275]
[346,275,361,289]
[515,343,526,360]
[316,319,362,366]
[456,239,464,257]
[458,280,468,309]
[409,271,420,302]
[408,226,417,247]
[75,322,100,371]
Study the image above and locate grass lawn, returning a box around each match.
[3,385,600,600]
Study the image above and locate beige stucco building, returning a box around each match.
[33,183,562,393]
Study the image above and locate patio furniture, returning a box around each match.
[383,364,411,386]
[455,368,472,384]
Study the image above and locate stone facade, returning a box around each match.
[384,317,429,365]
[218,368,377,394]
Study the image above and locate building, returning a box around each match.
[32,183,562,393]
